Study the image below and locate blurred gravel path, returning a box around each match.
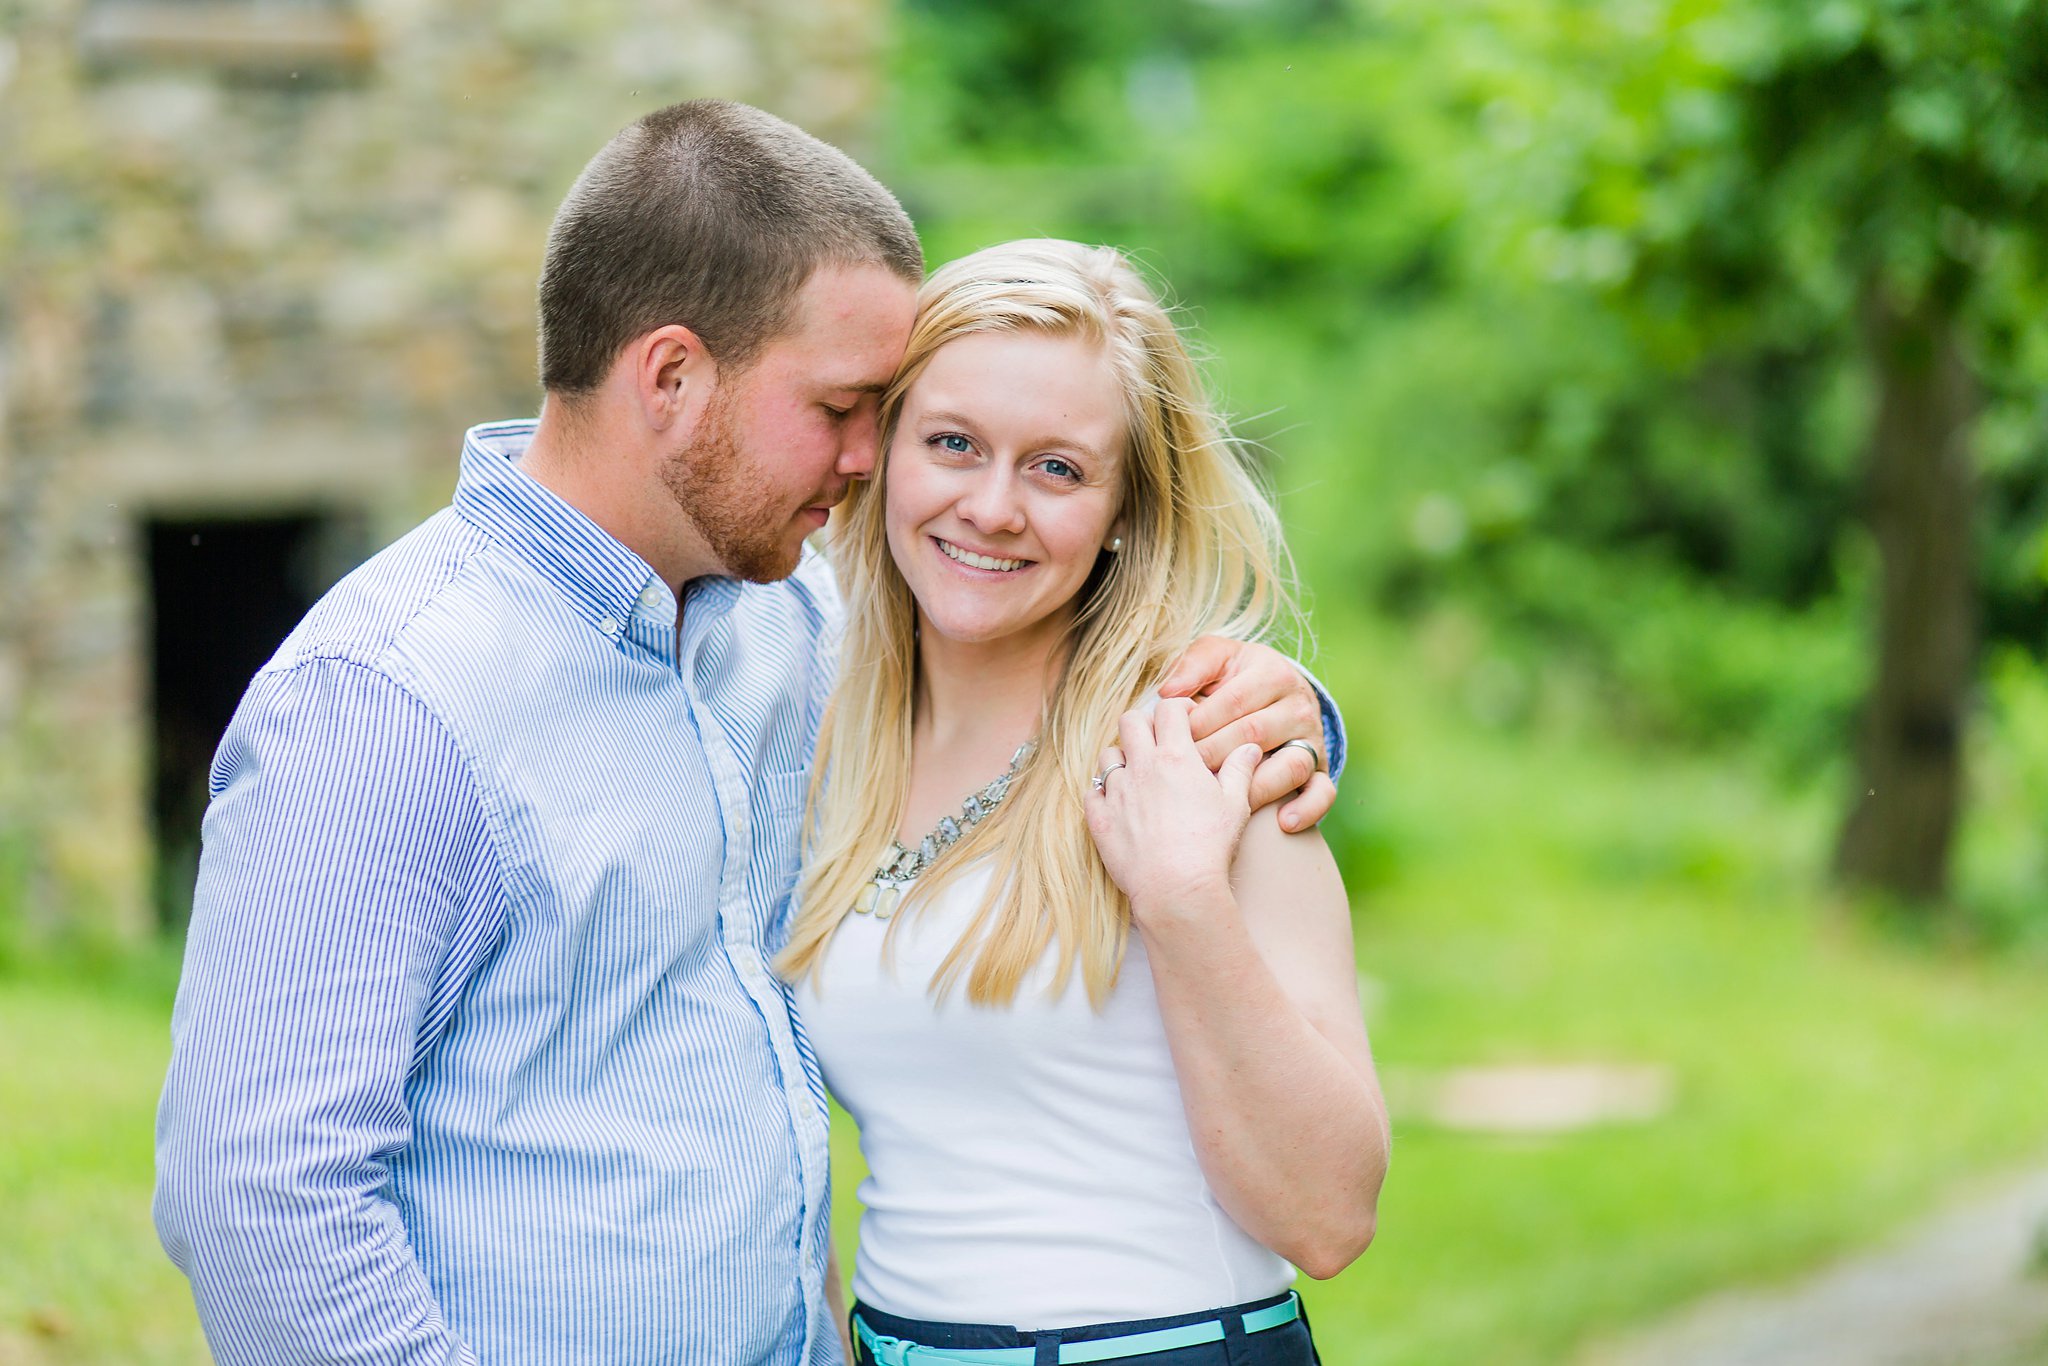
[1581,1164,2048,1366]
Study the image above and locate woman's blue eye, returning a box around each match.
[1039,457,1080,481]
[935,433,973,454]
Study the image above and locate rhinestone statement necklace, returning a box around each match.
[853,740,1036,920]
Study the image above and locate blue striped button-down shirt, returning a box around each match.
[155,421,841,1365]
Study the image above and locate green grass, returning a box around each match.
[0,965,208,1365]
[7,621,2048,1363]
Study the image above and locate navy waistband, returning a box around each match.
[852,1289,1300,1351]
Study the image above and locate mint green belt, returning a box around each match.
[854,1294,1301,1365]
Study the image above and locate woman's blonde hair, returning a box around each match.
[776,239,1300,1007]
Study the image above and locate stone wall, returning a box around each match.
[0,0,888,942]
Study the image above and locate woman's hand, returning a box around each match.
[1084,697,1264,922]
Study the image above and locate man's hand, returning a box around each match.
[1163,636,1337,832]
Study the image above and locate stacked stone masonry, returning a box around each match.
[0,0,887,940]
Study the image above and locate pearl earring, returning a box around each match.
[1108,535,1124,553]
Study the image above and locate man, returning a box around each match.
[154,100,1340,1365]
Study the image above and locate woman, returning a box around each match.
[781,240,1388,1364]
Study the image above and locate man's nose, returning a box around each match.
[837,406,880,479]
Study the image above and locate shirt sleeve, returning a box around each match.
[154,656,503,1366]
[1302,663,1347,781]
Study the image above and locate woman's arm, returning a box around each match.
[1086,698,1389,1278]
[1140,804,1388,1277]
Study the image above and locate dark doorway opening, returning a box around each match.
[147,511,366,931]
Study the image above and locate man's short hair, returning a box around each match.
[538,100,924,395]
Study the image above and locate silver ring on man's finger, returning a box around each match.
[1272,737,1325,773]
[1091,761,1128,794]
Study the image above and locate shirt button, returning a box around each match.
[639,586,665,610]
[598,616,620,637]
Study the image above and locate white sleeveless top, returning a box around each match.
[794,858,1293,1328]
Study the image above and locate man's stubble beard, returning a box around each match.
[659,382,804,584]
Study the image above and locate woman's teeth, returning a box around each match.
[937,539,1026,572]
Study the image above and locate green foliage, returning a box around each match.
[1195,298,1868,778]
[1433,0,2048,639]
[1451,542,1867,768]
[882,1,2048,897]
[893,0,1344,159]
[1149,39,1455,304]
[0,843,23,974]
[1956,649,2048,948]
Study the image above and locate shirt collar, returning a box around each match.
[453,420,660,640]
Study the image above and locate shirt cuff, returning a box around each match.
[1299,663,1347,781]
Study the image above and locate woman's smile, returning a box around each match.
[933,537,1032,573]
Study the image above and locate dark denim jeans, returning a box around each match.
[850,1290,1321,1365]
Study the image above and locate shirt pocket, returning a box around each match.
[751,769,810,930]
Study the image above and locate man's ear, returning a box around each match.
[626,324,715,432]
